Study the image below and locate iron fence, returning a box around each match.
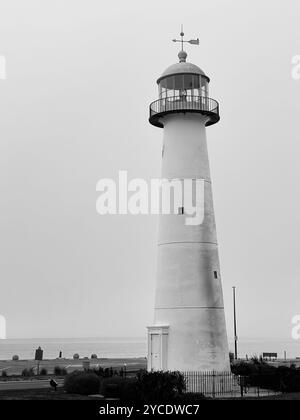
[183,371,237,397]
[182,371,280,399]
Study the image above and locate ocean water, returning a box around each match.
[0,337,147,361]
[0,337,300,361]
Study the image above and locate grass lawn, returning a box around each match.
[221,392,300,400]
[0,388,102,400]
[246,393,300,400]
[1,386,300,400]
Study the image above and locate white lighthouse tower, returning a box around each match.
[147,31,230,372]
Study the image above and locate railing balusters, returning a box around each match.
[150,96,219,127]
[183,370,238,398]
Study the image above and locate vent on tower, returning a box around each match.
[214,271,218,279]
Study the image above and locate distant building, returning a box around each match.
[263,353,278,360]
[35,346,43,361]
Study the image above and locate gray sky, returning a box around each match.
[0,0,299,341]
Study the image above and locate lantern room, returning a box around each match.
[149,50,220,128]
[158,51,209,100]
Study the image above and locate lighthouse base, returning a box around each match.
[147,309,230,373]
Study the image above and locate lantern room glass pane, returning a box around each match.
[160,75,175,90]
[193,75,201,89]
[184,74,194,90]
[200,76,209,97]
[159,74,209,99]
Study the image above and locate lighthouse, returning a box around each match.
[147,31,230,372]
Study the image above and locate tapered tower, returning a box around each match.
[147,31,230,372]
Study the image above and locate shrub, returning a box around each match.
[22,368,35,377]
[54,366,68,376]
[232,361,257,376]
[101,376,126,398]
[54,366,62,375]
[119,378,140,402]
[73,354,80,360]
[94,367,113,378]
[232,359,300,393]
[104,367,114,378]
[61,368,68,376]
[100,375,204,403]
[64,371,101,395]
[40,368,48,376]
[99,376,140,400]
[1,370,8,378]
[12,355,19,361]
[91,354,98,359]
[93,367,105,377]
[135,371,186,402]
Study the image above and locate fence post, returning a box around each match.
[212,370,216,398]
[240,375,244,398]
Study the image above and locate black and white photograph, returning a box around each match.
[0,0,300,408]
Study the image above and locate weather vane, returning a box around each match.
[172,25,199,51]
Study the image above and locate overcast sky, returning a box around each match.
[0,0,299,342]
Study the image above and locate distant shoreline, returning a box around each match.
[0,337,148,361]
[1,337,300,360]
[0,357,148,377]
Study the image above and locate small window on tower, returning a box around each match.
[214,271,218,279]
[178,207,184,215]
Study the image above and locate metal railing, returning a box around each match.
[149,96,219,127]
[182,371,281,399]
[183,371,237,398]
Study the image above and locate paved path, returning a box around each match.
[0,379,64,391]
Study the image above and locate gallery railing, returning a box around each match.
[149,96,220,127]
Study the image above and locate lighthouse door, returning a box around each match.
[151,334,161,370]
